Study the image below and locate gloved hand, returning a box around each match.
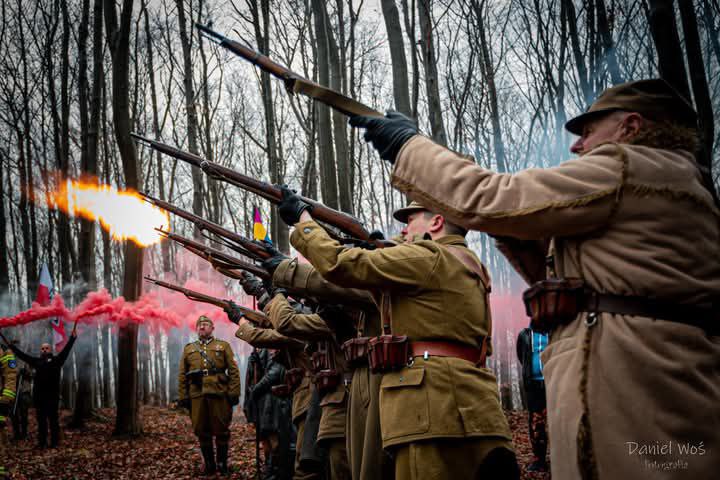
[277,185,313,226]
[239,272,265,298]
[349,111,418,163]
[228,395,240,407]
[224,300,246,325]
[256,241,289,275]
[357,230,385,250]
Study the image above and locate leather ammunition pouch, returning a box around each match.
[341,337,370,368]
[310,350,331,373]
[367,335,409,373]
[523,278,587,333]
[313,369,340,395]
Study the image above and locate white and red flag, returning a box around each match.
[37,263,66,351]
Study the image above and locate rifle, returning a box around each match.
[138,191,272,260]
[196,24,382,119]
[134,134,390,248]
[143,276,269,326]
[156,228,271,281]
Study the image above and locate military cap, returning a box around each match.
[196,315,214,328]
[565,78,697,135]
[393,201,428,223]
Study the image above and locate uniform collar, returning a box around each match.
[198,336,214,345]
[435,235,468,247]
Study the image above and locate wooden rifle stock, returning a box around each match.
[196,24,382,119]
[134,134,390,248]
[138,190,271,260]
[143,276,269,326]
[156,228,270,280]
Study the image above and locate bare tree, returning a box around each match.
[417,0,447,146]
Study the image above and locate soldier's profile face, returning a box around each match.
[197,321,214,338]
[570,111,630,156]
[401,211,437,241]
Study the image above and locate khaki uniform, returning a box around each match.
[178,337,240,450]
[274,260,393,480]
[265,294,351,480]
[0,347,18,478]
[391,135,720,479]
[290,222,513,480]
[235,320,318,480]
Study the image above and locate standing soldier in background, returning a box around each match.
[0,342,17,479]
[178,315,241,476]
[11,364,32,441]
[350,79,720,479]
[516,327,549,473]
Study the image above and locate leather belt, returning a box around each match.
[583,292,718,335]
[410,341,486,367]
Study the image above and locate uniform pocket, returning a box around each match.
[380,367,429,440]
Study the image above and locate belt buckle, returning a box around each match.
[202,369,209,376]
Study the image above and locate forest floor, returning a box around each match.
[7,406,550,479]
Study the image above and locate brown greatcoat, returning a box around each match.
[391,135,720,479]
[273,260,393,480]
[290,225,513,453]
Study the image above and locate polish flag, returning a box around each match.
[37,264,66,351]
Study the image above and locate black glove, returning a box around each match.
[228,395,240,407]
[256,241,289,275]
[239,272,265,298]
[349,111,418,163]
[177,398,190,410]
[277,185,313,226]
[357,230,385,250]
[224,300,245,325]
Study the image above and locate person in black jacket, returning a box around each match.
[1,322,77,448]
[516,327,549,473]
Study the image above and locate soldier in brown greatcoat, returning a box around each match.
[178,315,241,475]
[349,78,720,479]
[275,190,519,480]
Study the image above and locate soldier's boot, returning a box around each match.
[216,443,229,475]
[261,454,280,480]
[200,444,217,475]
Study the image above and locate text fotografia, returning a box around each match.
[626,441,706,457]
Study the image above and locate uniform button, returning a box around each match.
[399,377,403,382]
[303,227,311,234]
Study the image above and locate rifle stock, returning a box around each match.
[156,228,270,280]
[134,135,389,248]
[143,276,269,326]
[138,191,271,260]
[196,24,382,119]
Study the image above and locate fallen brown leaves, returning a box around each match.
[7,408,548,479]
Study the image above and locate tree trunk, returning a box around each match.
[311,0,339,208]
[381,0,412,117]
[0,154,8,294]
[678,0,719,205]
[417,0,447,146]
[105,0,143,436]
[400,0,420,117]
[249,0,290,251]
[562,0,592,107]
[646,0,691,99]
[175,0,205,239]
[142,0,171,272]
[595,0,623,84]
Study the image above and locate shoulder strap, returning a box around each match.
[447,245,493,362]
[192,341,218,370]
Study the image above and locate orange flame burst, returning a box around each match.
[46,178,170,247]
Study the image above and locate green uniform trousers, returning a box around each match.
[191,395,232,446]
[294,415,322,480]
[393,437,517,480]
[326,438,351,480]
[347,366,393,480]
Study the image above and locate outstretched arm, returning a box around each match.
[55,333,77,366]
